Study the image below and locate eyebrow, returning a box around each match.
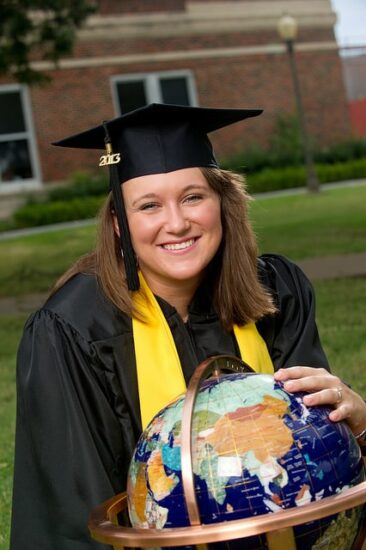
[131,184,208,207]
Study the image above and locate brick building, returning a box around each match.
[0,0,351,194]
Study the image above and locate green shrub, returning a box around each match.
[45,171,108,202]
[0,219,16,232]
[224,143,366,175]
[317,158,366,181]
[247,158,366,194]
[247,166,306,193]
[14,196,105,228]
[22,171,108,205]
[316,139,366,164]
[221,144,303,174]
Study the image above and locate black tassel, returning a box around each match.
[103,122,140,291]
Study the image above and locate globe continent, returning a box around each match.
[127,373,365,549]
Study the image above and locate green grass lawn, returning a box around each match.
[0,184,365,298]
[0,224,96,297]
[251,184,366,259]
[0,314,28,550]
[314,278,366,395]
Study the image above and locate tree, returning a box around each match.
[0,0,96,84]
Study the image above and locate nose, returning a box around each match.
[164,204,190,234]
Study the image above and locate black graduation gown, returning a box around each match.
[10,254,329,550]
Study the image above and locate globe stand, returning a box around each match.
[89,356,366,550]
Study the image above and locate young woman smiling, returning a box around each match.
[11,104,366,550]
[121,168,223,320]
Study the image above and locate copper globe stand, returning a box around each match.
[89,356,366,550]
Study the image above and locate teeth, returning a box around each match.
[163,239,194,251]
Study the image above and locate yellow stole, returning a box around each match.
[132,273,274,429]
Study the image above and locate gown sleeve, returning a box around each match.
[11,309,126,550]
[257,254,330,371]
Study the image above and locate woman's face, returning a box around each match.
[122,167,222,293]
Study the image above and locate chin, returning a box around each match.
[169,267,210,287]
[166,271,201,282]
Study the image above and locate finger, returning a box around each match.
[329,404,352,423]
[274,367,329,381]
[302,387,346,407]
[282,375,341,394]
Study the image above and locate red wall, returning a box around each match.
[349,99,366,137]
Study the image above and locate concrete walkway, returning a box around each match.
[297,252,366,281]
[1,252,365,315]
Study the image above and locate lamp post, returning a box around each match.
[277,14,320,193]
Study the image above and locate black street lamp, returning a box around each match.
[277,14,320,193]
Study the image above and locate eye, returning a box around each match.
[184,193,203,204]
[139,202,159,211]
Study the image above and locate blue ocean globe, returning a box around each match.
[127,372,365,549]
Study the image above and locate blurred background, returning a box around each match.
[0,0,366,204]
[0,2,365,549]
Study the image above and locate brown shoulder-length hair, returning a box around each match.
[51,167,276,329]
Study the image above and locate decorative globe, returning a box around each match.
[127,372,365,549]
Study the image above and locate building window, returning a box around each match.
[112,70,198,114]
[0,85,41,190]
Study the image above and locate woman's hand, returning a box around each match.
[274,366,366,438]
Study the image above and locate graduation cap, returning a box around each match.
[53,103,263,291]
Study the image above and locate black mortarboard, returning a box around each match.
[53,103,262,290]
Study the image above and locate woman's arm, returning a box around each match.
[11,309,125,550]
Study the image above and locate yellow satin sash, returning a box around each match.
[132,273,274,429]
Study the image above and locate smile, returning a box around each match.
[161,239,196,251]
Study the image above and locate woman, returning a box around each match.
[11,104,366,550]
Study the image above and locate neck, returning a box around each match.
[140,273,200,321]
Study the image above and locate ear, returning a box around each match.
[112,212,120,238]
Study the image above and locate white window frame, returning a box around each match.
[0,84,42,194]
[111,70,198,115]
